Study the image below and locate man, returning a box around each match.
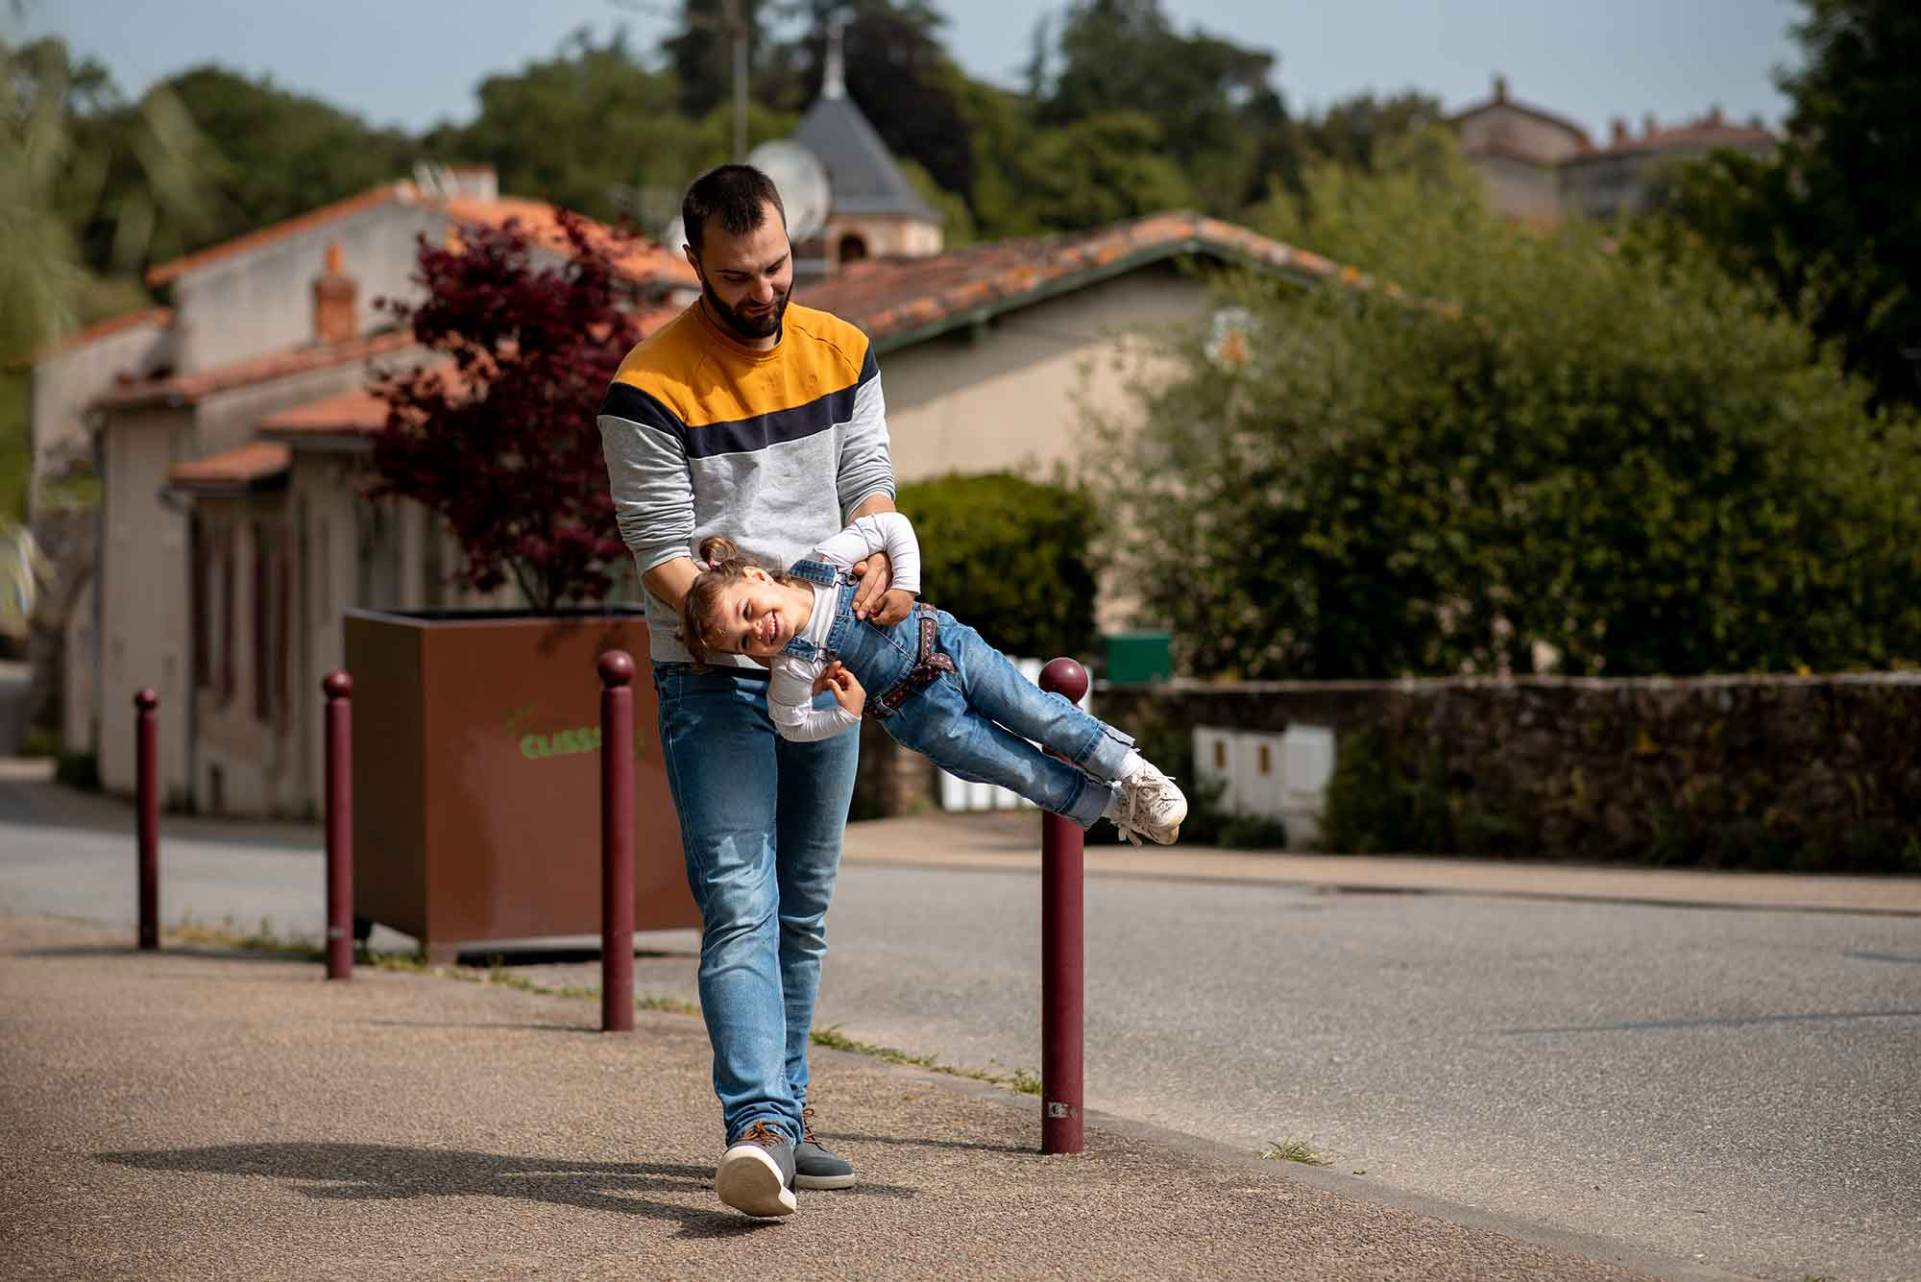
[597,165,912,1218]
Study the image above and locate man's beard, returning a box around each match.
[702,277,791,341]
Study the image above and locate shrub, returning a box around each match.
[1087,131,1921,679]
[897,471,1099,664]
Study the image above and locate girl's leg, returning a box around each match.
[886,677,1114,827]
[934,613,1134,782]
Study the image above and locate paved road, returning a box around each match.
[5,774,1918,1281]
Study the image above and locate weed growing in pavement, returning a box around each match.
[165,922,1032,1095]
[1262,1139,1331,1166]
[811,1024,1042,1096]
[168,912,319,960]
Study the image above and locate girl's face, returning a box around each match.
[709,570,796,657]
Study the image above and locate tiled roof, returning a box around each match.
[145,182,692,288]
[97,329,417,411]
[257,306,680,445]
[25,307,173,365]
[801,211,1360,351]
[438,195,695,285]
[1448,94,1594,149]
[166,441,291,492]
[258,387,391,437]
[793,96,939,221]
[1574,120,1776,161]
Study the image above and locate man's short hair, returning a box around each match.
[681,165,787,254]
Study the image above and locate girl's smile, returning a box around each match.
[716,571,816,657]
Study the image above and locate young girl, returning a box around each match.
[678,513,1186,845]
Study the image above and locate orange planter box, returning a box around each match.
[345,607,698,961]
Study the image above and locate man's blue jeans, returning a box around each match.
[884,611,1133,827]
[653,663,860,1147]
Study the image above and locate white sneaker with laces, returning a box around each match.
[1108,763,1187,845]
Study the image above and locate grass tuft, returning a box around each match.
[1262,1138,1331,1166]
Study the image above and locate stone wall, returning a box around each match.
[1092,674,1921,871]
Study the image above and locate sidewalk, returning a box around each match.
[842,811,1921,916]
[1,912,1741,1282]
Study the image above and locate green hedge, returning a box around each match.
[896,471,1098,664]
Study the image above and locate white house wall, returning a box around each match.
[880,266,1208,482]
[97,409,193,802]
[29,318,172,485]
[170,203,443,373]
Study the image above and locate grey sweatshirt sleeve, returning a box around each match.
[836,347,896,519]
[598,383,695,575]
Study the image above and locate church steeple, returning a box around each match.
[823,9,849,101]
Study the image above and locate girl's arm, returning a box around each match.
[810,512,922,597]
[767,655,862,742]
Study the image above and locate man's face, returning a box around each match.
[686,202,793,342]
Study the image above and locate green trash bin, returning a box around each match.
[1104,631,1172,683]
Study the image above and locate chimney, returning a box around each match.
[1492,73,1508,104]
[312,242,357,345]
[1705,104,1724,127]
[1642,112,1658,140]
[1610,117,1628,146]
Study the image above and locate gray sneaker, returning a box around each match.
[716,1119,797,1217]
[794,1105,856,1190]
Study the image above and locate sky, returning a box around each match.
[17,0,1800,140]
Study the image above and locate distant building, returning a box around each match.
[1449,75,1594,224]
[789,18,943,274]
[1448,75,1776,223]
[40,159,1354,815]
[1559,107,1777,221]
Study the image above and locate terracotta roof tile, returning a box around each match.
[258,387,391,436]
[802,212,1348,349]
[27,307,173,364]
[145,183,691,289]
[98,329,417,412]
[1576,120,1776,160]
[167,441,291,491]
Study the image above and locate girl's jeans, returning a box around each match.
[653,663,860,1148]
[884,611,1134,827]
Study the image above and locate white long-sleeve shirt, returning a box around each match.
[768,512,922,742]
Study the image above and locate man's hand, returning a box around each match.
[850,553,915,625]
[815,661,867,718]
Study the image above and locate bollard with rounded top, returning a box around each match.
[134,689,159,951]
[1039,657,1087,1154]
[598,650,636,1032]
[322,672,354,980]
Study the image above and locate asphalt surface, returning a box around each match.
[2,913,1683,1282]
[4,770,1917,1279]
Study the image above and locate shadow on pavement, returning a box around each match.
[819,1131,1032,1156]
[97,1142,918,1234]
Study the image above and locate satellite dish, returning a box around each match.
[748,140,832,242]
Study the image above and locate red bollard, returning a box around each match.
[598,650,636,1033]
[134,688,159,951]
[1039,657,1088,1154]
[322,672,354,981]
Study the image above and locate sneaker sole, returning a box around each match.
[716,1146,797,1217]
[794,1170,856,1191]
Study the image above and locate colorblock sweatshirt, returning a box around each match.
[597,300,897,667]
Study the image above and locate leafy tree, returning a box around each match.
[369,213,639,610]
[424,29,705,223]
[897,472,1099,661]
[663,0,802,120]
[1089,134,1921,678]
[1656,0,1921,408]
[1298,90,1444,173]
[791,0,977,205]
[1041,0,1298,212]
[139,66,410,258]
[1021,113,1191,231]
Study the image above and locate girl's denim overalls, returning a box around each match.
[781,558,1133,827]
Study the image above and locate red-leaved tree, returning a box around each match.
[369,211,645,611]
